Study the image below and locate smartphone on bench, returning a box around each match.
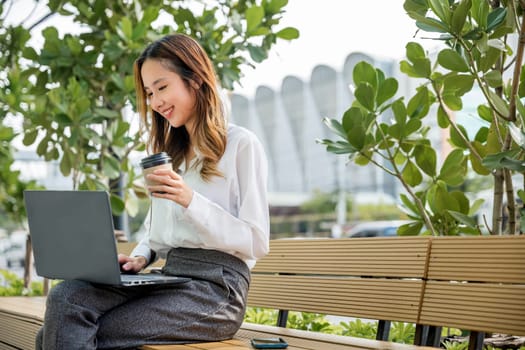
[250,337,288,349]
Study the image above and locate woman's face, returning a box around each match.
[141,59,197,133]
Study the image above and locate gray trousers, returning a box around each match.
[35,248,250,350]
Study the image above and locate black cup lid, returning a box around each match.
[140,152,172,169]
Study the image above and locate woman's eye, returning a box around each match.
[158,85,167,91]
[147,92,153,97]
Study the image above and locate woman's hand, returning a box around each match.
[118,254,147,273]
[147,168,193,208]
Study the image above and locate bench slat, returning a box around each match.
[248,275,422,322]
[427,236,525,283]
[254,237,430,278]
[420,281,525,334]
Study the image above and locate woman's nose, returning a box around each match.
[151,95,164,110]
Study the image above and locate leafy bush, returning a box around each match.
[339,319,377,339]
[389,322,415,344]
[443,340,469,350]
[0,270,46,296]
[243,307,277,325]
[286,312,334,333]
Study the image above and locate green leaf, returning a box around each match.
[66,36,82,55]
[246,5,265,34]
[481,149,520,170]
[391,99,407,125]
[407,87,430,118]
[443,74,475,96]
[397,221,424,236]
[266,0,288,14]
[448,210,477,227]
[400,192,423,217]
[438,49,469,72]
[477,104,492,123]
[276,27,299,40]
[388,124,403,139]
[451,0,471,34]
[59,153,72,177]
[438,149,467,186]
[437,106,450,128]
[376,78,398,107]
[428,181,459,214]
[428,0,450,23]
[22,47,38,61]
[354,83,375,111]
[322,117,347,140]
[471,0,488,28]
[416,17,449,33]
[247,45,267,63]
[0,126,15,141]
[480,46,501,72]
[355,152,372,165]
[353,61,377,89]
[102,154,121,179]
[110,194,125,215]
[486,7,507,32]
[484,70,502,88]
[317,139,357,155]
[442,92,463,111]
[406,42,426,61]
[469,141,490,175]
[347,124,367,150]
[119,17,133,41]
[487,90,509,117]
[415,58,433,79]
[449,124,469,148]
[95,108,120,119]
[22,129,38,146]
[450,190,469,214]
[405,118,422,134]
[414,144,437,177]
[402,160,423,187]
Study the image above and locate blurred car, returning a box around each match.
[343,220,410,238]
[5,243,25,268]
[4,231,28,268]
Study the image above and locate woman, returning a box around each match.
[36,33,269,349]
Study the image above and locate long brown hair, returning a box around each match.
[134,34,226,181]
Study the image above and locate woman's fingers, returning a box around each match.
[146,169,193,207]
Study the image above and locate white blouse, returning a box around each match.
[131,124,270,269]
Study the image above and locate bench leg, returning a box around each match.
[427,326,442,347]
[376,320,391,341]
[469,331,485,350]
[415,325,429,346]
[415,325,442,347]
[276,310,289,328]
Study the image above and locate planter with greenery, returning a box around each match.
[320,0,525,236]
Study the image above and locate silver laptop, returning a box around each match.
[24,190,190,287]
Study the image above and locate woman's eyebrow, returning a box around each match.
[144,77,167,90]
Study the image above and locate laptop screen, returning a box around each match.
[24,190,122,285]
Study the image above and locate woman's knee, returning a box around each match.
[46,280,90,307]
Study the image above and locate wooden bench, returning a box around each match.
[1,235,524,350]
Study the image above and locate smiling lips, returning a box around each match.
[161,106,174,118]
